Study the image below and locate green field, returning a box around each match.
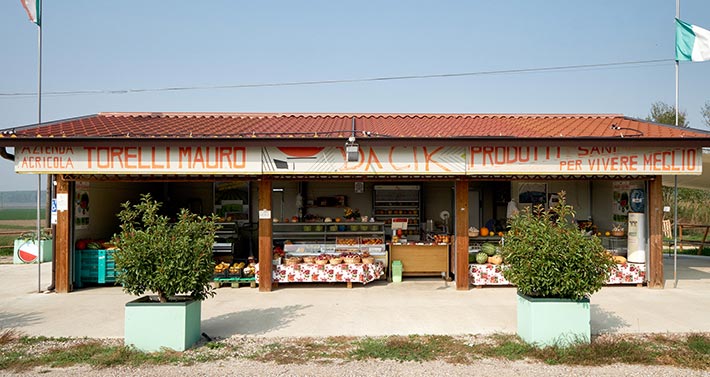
[0,209,47,257]
[0,208,46,221]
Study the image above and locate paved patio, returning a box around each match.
[0,254,708,339]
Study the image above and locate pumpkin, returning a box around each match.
[480,227,490,237]
[488,255,503,265]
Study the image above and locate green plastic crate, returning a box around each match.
[75,249,117,287]
[391,260,402,283]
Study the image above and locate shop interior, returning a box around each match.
[70,177,649,288]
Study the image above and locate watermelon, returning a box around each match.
[475,252,489,264]
[481,242,497,256]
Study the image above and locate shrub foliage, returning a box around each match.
[112,193,218,303]
[501,191,616,300]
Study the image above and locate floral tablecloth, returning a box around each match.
[256,262,384,285]
[469,263,646,286]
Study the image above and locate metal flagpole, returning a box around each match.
[36,0,43,294]
[673,0,680,288]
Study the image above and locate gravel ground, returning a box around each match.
[3,358,707,377]
[1,334,707,377]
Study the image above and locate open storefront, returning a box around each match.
[1,113,708,292]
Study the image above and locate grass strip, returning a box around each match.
[1,330,708,372]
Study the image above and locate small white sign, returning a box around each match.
[51,199,58,224]
[56,193,69,211]
[663,206,671,213]
[259,209,272,219]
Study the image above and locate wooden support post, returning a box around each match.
[647,176,664,289]
[258,179,273,292]
[55,175,70,293]
[455,180,470,290]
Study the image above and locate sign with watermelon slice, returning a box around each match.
[17,241,39,263]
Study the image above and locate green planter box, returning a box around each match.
[517,292,590,347]
[13,239,52,264]
[125,296,202,352]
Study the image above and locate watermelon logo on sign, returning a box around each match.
[18,241,39,263]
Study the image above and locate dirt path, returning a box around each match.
[0,220,43,228]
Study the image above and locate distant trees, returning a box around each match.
[702,101,710,128]
[645,101,688,127]
[646,100,710,128]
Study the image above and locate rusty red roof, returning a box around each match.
[2,112,709,141]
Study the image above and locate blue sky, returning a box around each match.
[1,1,709,191]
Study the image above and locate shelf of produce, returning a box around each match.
[468,263,646,287]
[389,243,449,277]
[255,262,384,287]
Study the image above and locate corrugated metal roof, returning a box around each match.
[2,112,709,140]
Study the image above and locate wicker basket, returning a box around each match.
[302,256,316,264]
[610,230,625,237]
[285,257,302,266]
[343,256,361,264]
[329,257,343,265]
[361,256,375,264]
[468,230,479,237]
[315,259,329,265]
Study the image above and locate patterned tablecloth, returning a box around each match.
[256,262,384,285]
[469,263,646,286]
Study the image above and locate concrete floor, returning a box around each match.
[0,254,708,339]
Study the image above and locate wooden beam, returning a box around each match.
[647,176,664,289]
[54,175,70,293]
[455,180,470,290]
[258,179,273,292]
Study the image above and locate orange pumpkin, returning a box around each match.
[480,227,490,237]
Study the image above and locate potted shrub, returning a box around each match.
[501,191,616,347]
[13,229,52,264]
[112,193,218,352]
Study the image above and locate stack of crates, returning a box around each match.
[391,260,403,283]
[75,249,117,288]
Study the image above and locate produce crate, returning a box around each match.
[75,249,117,288]
[212,276,256,288]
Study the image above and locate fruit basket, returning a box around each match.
[341,253,361,264]
[285,256,302,266]
[329,257,343,265]
[302,256,316,264]
[361,256,375,264]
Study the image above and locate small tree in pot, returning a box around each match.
[112,193,219,351]
[501,191,616,347]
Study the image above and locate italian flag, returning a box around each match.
[676,18,710,62]
[21,0,41,26]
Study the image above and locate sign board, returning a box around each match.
[262,146,466,175]
[259,209,272,219]
[14,144,702,176]
[56,193,68,211]
[51,199,57,225]
[467,146,701,175]
[15,145,262,174]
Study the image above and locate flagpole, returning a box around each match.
[673,0,680,126]
[673,0,679,288]
[36,0,43,294]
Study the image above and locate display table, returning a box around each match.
[389,243,449,278]
[469,263,646,287]
[256,262,384,288]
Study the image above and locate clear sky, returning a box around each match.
[1,1,709,191]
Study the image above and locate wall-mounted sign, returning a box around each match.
[262,146,467,175]
[15,145,262,174]
[14,144,702,176]
[467,146,701,175]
